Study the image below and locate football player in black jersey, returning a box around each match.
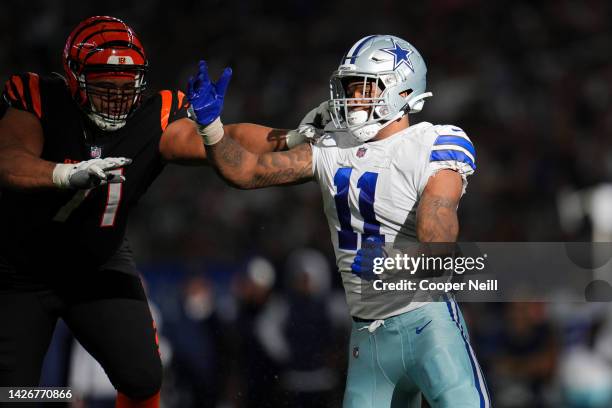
[0,16,309,408]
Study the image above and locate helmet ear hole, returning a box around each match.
[401,88,413,98]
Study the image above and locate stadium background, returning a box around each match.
[2,0,612,407]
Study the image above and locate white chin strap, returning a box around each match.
[346,92,433,142]
[348,109,406,142]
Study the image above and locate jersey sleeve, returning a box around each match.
[311,134,339,185]
[158,89,189,131]
[311,139,323,183]
[1,73,43,120]
[420,125,476,195]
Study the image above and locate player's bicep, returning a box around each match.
[0,107,44,156]
[416,169,463,242]
[159,118,207,165]
[249,142,314,188]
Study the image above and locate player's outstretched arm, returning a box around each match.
[185,59,314,188]
[159,119,293,164]
[221,121,323,154]
[416,169,463,242]
[0,107,130,190]
[207,134,313,189]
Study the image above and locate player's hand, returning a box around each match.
[187,60,232,126]
[286,124,325,149]
[52,157,132,189]
[351,236,386,281]
[300,101,332,129]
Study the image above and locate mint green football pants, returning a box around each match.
[343,295,491,408]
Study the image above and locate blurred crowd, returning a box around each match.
[3,0,612,406]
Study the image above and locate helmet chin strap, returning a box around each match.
[349,110,404,142]
[346,92,433,142]
[349,101,410,142]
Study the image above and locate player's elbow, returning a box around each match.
[416,219,459,243]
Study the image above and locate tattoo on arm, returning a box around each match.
[266,129,288,152]
[207,135,312,189]
[214,135,245,168]
[250,143,312,188]
[416,193,459,242]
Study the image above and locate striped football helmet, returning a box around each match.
[63,16,148,131]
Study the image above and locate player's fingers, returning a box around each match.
[87,165,107,181]
[198,60,211,88]
[187,76,196,96]
[106,173,126,183]
[215,67,233,96]
[363,241,379,250]
[100,157,132,170]
[356,252,375,263]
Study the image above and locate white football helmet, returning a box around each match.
[329,35,432,142]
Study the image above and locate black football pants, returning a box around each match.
[0,271,161,400]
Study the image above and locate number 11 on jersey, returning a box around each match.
[333,167,384,250]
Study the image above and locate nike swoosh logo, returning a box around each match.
[416,320,432,334]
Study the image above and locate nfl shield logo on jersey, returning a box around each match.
[90,145,102,159]
[356,147,367,158]
[352,346,359,358]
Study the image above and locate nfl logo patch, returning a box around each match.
[352,346,359,359]
[356,147,367,158]
[90,146,102,159]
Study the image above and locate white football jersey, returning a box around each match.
[311,122,476,319]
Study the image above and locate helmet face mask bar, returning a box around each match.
[328,35,432,142]
[329,71,409,141]
[63,16,148,131]
[78,65,147,131]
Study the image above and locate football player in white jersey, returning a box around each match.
[187,35,490,408]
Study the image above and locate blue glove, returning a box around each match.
[351,235,385,281]
[187,60,232,126]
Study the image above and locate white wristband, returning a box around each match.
[52,163,72,189]
[285,129,305,149]
[196,117,225,145]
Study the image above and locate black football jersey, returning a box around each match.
[0,72,189,276]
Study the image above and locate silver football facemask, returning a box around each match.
[329,35,432,142]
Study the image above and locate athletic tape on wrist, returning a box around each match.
[52,163,71,189]
[197,117,225,145]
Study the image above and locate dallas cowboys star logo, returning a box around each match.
[381,40,414,72]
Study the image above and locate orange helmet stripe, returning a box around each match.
[27,73,42,119]
[177,90,186,109]
[4,80,17,101]
[10,76,27,110]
